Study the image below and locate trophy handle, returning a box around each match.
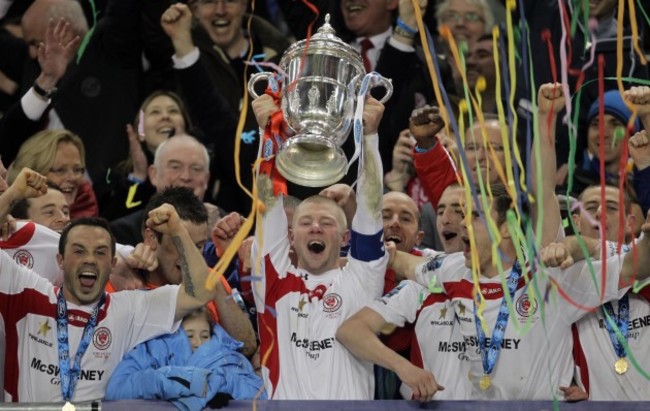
[248,72,272,99]
[371,76,393,104]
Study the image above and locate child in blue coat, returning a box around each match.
[106,308,265,409]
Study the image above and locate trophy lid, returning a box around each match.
[280,14,364,72]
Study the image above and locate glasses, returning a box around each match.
[49,166,86,177]
[440,11,485,24]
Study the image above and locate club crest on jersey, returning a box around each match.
[13,250,34,269]
[516,293,538,318]
[93,327,112,350]
[322,293,342,313]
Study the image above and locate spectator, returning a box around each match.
[7,129,99,218]
[106,307,264,408]
[159,0,289,215]
[101,90,194,221]
[0,0,150,205]
[109,134,213,246]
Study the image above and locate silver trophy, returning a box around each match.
[248,14,393,187]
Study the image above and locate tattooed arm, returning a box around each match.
[146,203,215,322]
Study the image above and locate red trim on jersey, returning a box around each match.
[0,222,36,249]
[571,323,590,396]
[637,285,650,303]
[444,270,534,301]
[0,287,111,401]
[259,254,316,397]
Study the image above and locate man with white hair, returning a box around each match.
[109,134,212,246]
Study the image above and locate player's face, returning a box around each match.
[141,95,186,153]
[586,114,626,164]
[382,191,422,253]
[460,199,502,277]
[290,201,348,275]
[436,185,465,253]
[182,314,211,351]
[47,141,84,208]
[340,0,398,37]
[577,186,629,242]
[58,225,116,305]
[464,120,505,185]
[27,188,70,233]
[155,220,208,285]
[192,0,247,54]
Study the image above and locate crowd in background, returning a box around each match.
[0,0,649,406]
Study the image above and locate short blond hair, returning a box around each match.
[292,195,348,231]
[8,129,86,184]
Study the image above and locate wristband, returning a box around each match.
[127,173,145,184]
[396,17,418,36]
[33,82,58,99]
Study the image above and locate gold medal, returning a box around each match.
[615,358,629,375]
[479,375,491,390]
[62,402,76,411]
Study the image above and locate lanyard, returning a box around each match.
[602,292,630,359]
[56,288,105,401]
[473,261,522,376]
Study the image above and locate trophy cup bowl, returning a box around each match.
[249,14,392,187]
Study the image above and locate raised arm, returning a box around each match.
[533,83,565,247]
[0,168,48,224]
[625,86,650,215]
[542,212,650,286]
[209,212,257,358]
[355,96,385,230]
[146,204,215,322]
[410,105,458,207]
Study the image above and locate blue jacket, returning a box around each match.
[105,324,265,410]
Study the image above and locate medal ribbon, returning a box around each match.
[259,74,288,196]
[602,292,630,359]
[348,72,382,175]
[473,260,522,376]
[57,288,105,401]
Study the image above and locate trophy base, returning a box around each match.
[276,135,348,187]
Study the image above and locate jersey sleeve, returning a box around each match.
[251,196,292,313]
[368,280,428,327]
[413,252,464,292]
[413,142,458,208]
[115,284,182,350]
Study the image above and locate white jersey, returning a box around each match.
[414,251,626,400]
[369,280,470,400]
[0,222,135,287]
[573,287,650,400]
[0,222,64,286]
[0,250,180,402]
[252,197,387,399]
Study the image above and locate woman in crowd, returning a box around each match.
[100,90,193,221]
[7,129,97,218]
